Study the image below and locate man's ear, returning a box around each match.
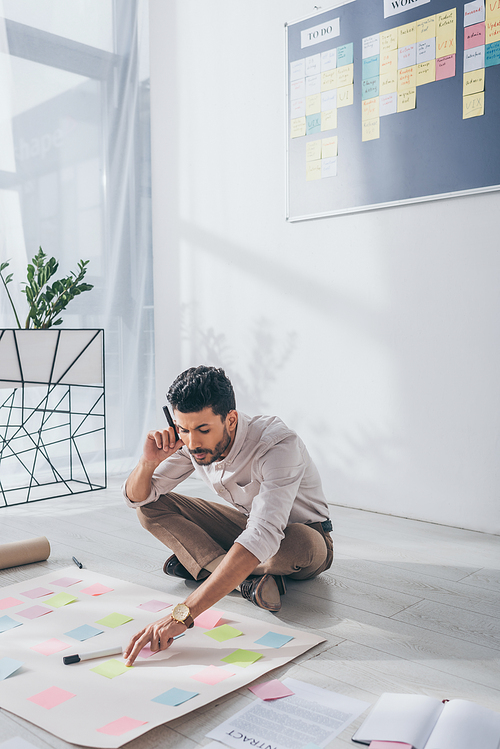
[226,409,238,433]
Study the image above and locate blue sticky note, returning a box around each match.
[485,41,500,67]
[152,687,199,706]
[0,657,23,680]
[362,76,379,100]
[306,113,321,135]
[65,624,104,641]
[337,42,353,66]
[0,615,22,633]
[362,55,379,80]
[254,631,294,649]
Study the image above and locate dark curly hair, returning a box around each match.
[167,366,236,419]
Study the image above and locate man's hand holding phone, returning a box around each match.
[143,427,183,465]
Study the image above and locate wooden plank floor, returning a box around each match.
[1,476,499,749]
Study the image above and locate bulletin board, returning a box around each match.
[286,0,500,220]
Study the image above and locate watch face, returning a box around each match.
[173,603,189,621]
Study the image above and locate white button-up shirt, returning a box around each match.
[123,412,330,563]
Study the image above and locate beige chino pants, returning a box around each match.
[137,491,334,582]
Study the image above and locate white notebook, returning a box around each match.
[351,693,500,749]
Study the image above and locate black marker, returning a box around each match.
[72,556,83,569]
[63,645,123,665]
[163,404,179,441]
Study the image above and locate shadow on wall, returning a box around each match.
[180,305,298,414]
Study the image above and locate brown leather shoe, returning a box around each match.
[239,574,286,612]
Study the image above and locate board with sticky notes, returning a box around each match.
[0,568,324,748]
[286,0,500,220]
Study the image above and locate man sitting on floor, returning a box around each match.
[122,365,333,664]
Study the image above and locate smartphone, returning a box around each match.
[162,404,179,441]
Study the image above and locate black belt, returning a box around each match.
[321,519,333,533]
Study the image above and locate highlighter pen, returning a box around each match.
[72,556,83,569]
[63,645,123,665]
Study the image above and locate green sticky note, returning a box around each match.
[221,649,263,668]
[204,624,243,642]
[90,659,131,679]
[45,593,78,608]
[95,613,133,628]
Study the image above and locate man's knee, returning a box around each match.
[135,492,179,532]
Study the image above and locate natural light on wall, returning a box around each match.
[0,0,154,480]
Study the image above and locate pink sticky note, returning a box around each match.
[23,588,54,599]
[137,600,172,612]
[28,686,75,709]
[31,638,71,656]
[464,22,485,49]
[369,743,412,749]
[50,577,82,587]
[138,644,156,658]
[194,609,223,628]
[96,717,147,736]
[19,605,52,619]
[248,679,295,701]
[0,597,23,610]
[80,583,113,596]
[191,665,235,685]
[436,54,456,80]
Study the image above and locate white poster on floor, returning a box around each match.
[0,568,325,748]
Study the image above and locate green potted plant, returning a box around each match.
[0,248,105,506]
[0,247,93,329]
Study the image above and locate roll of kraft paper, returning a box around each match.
[0,536,50,569]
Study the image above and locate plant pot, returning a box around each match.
[0,329,106,506]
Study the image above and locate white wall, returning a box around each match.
[149,0,500,534]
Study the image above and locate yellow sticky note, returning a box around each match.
[436,9,456,55]
[487,0,500,19]
[337,63,353,88]
[362,96,380,120]
[398,22,417,47]
[463,91,484,118]
[204,624,243,642]
[437,8,456,36]
[306,139,322,161]
[381,28,398,51]
[398,66,416,91]
[362,117,380,142]
[486,17,500,42]
[90,659,130,679]
[398,88,416,112]
[321,69,337,91]
[417,15,436,41]
[306,160,322,180]
[321,108,337,130]
[380,72,398,95]
[290,117,306,138]
[45,593,78,608]
[306,94,321,115]
[221,649,263,668]
[417,60,436,85]
[463,69,485,95]
[337,84,353,107]
[96,613,133,628]
[380,49,397,75]
[322,135,338,158]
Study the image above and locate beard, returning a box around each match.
[189,425,232,465]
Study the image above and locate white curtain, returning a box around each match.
[0,0,154,475]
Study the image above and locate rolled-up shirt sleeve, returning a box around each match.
[234,437,306,562]
[122,448,195,508]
